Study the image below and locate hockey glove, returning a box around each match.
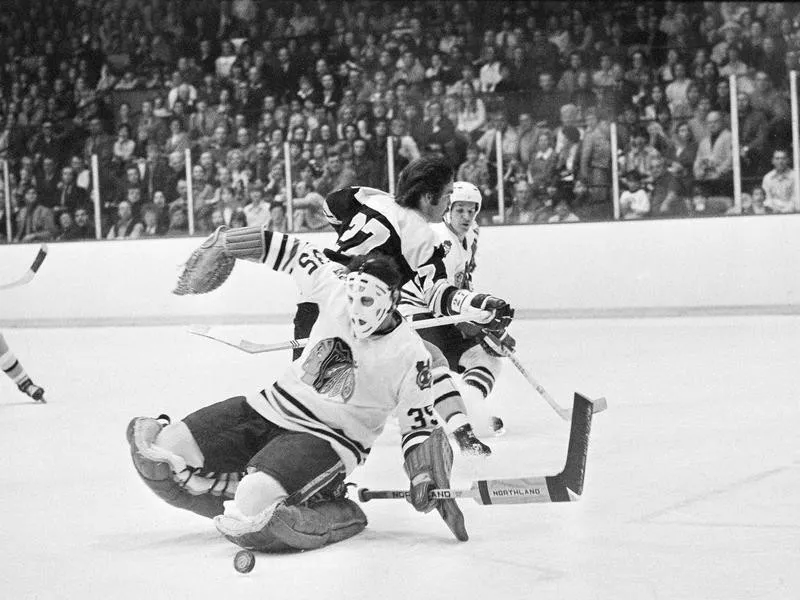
[174,226,236,295]
[404,428,468,541]
[448,290,515,333]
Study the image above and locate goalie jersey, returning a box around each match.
[400,221,479,317]
[322,186,451,314]
[246,230,438,475]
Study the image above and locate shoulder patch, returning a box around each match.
[441,239,452,256]
[415,359,432,390]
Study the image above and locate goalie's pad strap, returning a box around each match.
[215,499,367,552]
[127,418,226,519]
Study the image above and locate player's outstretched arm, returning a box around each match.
[174,225,326,295]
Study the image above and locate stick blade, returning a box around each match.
[549,392,597,500]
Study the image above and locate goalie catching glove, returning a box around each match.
[404,427,468,542]
[174,226,235,295]
[174,225,277,295]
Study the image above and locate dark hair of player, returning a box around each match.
[395,155,454,210]
[347,252,404,291]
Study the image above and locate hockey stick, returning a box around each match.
[358,392,598,506]
[188,312,492,355]
[483,330,607,421]
[0,245,48,291]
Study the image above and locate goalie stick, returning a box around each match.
[0,245,48,291]
[188,312,492,355]
[358,392,599,506]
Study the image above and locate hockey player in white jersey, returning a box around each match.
[128,232,469,551]
[400,182,505,435]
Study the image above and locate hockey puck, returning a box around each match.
[233,550,256,573]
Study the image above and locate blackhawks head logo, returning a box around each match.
[415,360,432,390]
[301,337,357,402]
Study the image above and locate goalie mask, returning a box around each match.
[445,181,481,236]
[345,255,402,339]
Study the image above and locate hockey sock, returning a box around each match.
[0,335,30,385]
[431,367,469,430]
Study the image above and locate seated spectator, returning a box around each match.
[163,119,191,156]
[420,100,457,156]
[351,138,379,187]
[36,157,60,209]
[457,144,491,196]
[106,200,143,240]
[268,199,289,232]
[243,184,270,227]
[56,211,80,241]
[665,121,698,185]
[570,69,598,121]
[140,204,165,237]
[476,110,519,165]
[313,152,356,197]
[291,184,329,233]
[166,204,189,237]
[548,198,580,223]
[622,127,659,179]
[690,182,734,216]
[71,207,96,240]
[762,149,796,214]
[578,119,614,221]
[651,155,689,217]
[556,125,582,185]
[113,124,136,167]
[14,187,57,243]
[527,130,557,194]
[619,170,651,219]
[693,111,733,199]
[455,83,487,141]
[505,180,536,224]
[737,186,768,216]
[737,92,769,181]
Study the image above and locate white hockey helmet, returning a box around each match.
[447,181,482,215]
[345,257,400,339]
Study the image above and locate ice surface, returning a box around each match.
[0,317,798,600]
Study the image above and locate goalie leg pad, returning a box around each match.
[215,499,367,552]
[404,428,468,542]
[127,417,227,519]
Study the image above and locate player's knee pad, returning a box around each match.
[233,471,288,517]
[214,498,367,552]
[460,344,502,399]
[127,417,230,519]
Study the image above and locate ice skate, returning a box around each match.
[18,378,46,403]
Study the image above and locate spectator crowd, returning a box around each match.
[1,0,799,243]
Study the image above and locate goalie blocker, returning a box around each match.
[359,392,599,506]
